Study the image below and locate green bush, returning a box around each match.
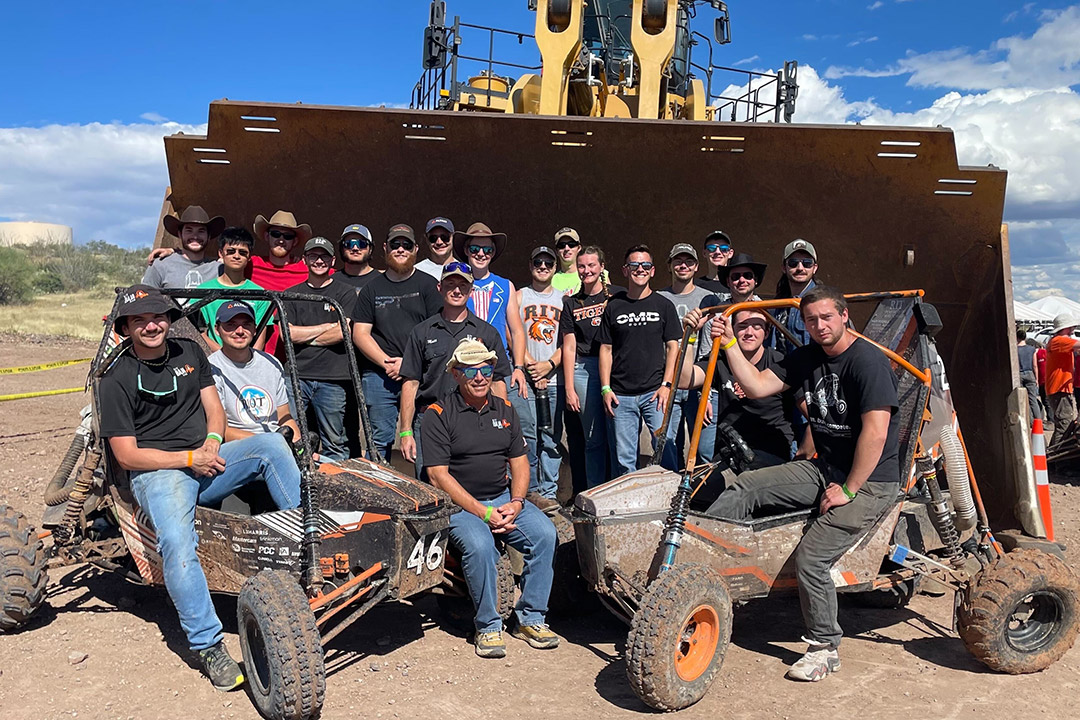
[0,247,37,305]
[12,241,151,295]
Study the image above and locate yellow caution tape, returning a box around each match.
[0,357,92,376]
[0,387,85,402]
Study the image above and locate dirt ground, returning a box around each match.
[2,336,1080,720]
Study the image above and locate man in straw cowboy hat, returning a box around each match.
[251,210,313,291]
[422,338,559,658]
[143,205,226,292]
[1045,312,1080,445]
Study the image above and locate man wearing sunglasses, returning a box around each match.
[599,245,682,475]
[551,227,583,294]
[416,217,456,280]
[771,239,820,354]
[352,224,442,461]
[283,237,361,461]
[698,230,735,293]
[98,285,301,692]
[422,339,559,658]
[196,227,274,353]
[399,262,511,479]
[336,223,380,293]
[250,210,312,291]
[723,252,767,305]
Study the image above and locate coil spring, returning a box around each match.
[917,472,964,566]
[54,449,102,545]
[300,471,323,594]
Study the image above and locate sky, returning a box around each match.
[1,0,1078,300]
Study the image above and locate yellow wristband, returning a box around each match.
[722,337,738,350]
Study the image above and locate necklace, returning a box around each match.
[138,342,171,368]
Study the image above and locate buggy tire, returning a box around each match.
[0,504,48,632]
[626,563,732,711]
[237,570,325,720]
[958,549,1080,674]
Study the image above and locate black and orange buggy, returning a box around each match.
[572,291,1080,710]
[0,287,457,720]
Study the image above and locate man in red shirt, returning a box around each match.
[1045,313,1080,446]
[250,211,313,355]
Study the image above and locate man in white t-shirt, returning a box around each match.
[415,217,456,279]
[207,300,300,441]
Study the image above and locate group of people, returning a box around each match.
[1023,313,1080,446]
[113,203,901,684]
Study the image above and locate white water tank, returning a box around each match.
[0,222,73,247]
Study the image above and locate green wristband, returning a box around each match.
[206,432,223,444]
[399,430,413,438]
[600,385,613,396]
[483,505,494,523]
[841,483,857,500]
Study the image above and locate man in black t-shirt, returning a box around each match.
[335,223,381,293]
[598,245,682,475]
[399,262,511,478]
[351,224,443,461]
[422,339,558,659]
[97,285,301,692]
[284,237,360,460]
[694,285,900,683]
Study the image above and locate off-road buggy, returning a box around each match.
[572,290,1080,711]
[0,287,458,720]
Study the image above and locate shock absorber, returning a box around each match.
[914,453,964,566]
[299,469,323,596]
[657,471,695,575]
[53,447,103,545]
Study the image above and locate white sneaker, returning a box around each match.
[785,638,840,682]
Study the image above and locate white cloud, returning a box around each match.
[867,2,884,10]
[733,55,759,67]
[847,36,879,47]
[139,112,168,123]
[0,121,205,247]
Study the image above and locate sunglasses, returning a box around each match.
[671,257,697,267]
[444,261,472,275]
[786,257,816,269]
[342,238,370,251]
[304,252,332,264]
[705,243,732,253]
[532,258,555,269]
[137,372,177,398]
[459,365,494,380]
[728,271,756,282]
[222,247,251,257]
[467,244,495,256]
[268,230,296,241]
[428,233,452,245]
[625,261,654,271]
[387,238,416,251]
[556,240,581,250]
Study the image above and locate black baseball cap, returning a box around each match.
[425,217,454,235]
[113,284,182,335]
[216,300,256,325]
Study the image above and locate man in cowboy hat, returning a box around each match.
[251,210,313,292]
[97,285,301,692]
[1045,313,1080,445]
[722,252,767,305]
[453,222,529,401]
[143,206,225,292]
[416,217,456,280]
[422,338,559,658]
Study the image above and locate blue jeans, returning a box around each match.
[448,489,557,633]
[666,387,718,468]
[511,381,564,500]
[608,390,675,476]
[129,434,301,651]
[299,379,348,461]
[573,357,610,488]
[361,370,402,462]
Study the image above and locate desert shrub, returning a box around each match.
[0,247,36,305]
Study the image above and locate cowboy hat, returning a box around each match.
[452,222,507,263]
[446,338,498,372]
[1053,313,1079,333]
[253,210,312,244]
[162,205,225,240]
[722,252,767,288]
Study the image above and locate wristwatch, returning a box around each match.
[661,381,673,389]
[514,364,526,371]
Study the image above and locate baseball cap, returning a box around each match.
[441,261,474,284]
[668,243,698,262]
[554,227,581,244]
[783,238,817,261]
[531,246,557,261]
[113,284,182,335]
[446,338,497,372]
[340,224,372,242]
[425,217,455,235]
[705,230,732,245]
[387,224,416,242]
[216,300,256,325]
[303,237,335,255]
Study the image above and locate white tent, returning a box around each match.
[1030,295,1080,319]
[1014,300,1055,323]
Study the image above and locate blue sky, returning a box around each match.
[2,1,1079,299]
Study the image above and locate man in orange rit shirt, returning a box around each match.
[1045,313,1080,446]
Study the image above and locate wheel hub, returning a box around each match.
[1005,591,1063,653]
[674,604,720,682]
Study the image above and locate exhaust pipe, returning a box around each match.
[940,426,977,531]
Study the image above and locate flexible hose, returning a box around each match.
[939,426,976,531]
[43,431,88,506]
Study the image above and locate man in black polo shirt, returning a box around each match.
[399,262,511,478]
[704,285,900,683]
[284,237,360,460]
[97,285,301,692]
[422,339,558,659]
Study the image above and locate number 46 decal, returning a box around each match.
[407,532,445,575]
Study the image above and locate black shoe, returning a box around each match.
[198,642,245,691]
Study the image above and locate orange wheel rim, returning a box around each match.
[674,604,720,682]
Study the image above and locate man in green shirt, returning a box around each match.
[197,227,274,352]
[551,227,583,294]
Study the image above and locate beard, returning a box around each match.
[387,254,416,274]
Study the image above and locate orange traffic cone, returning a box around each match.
[1031,417,1054,542]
